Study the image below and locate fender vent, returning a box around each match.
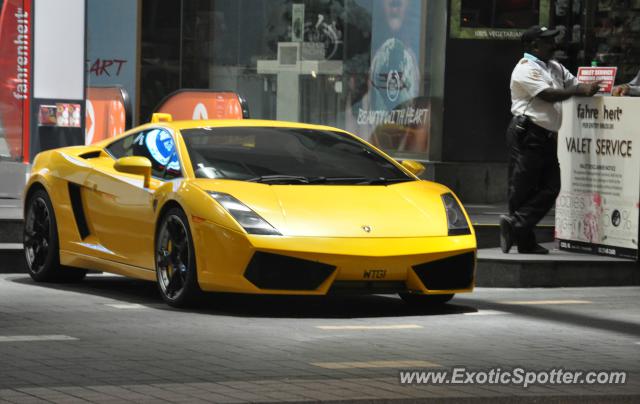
[79,150,101,159]
[68,183,90,239]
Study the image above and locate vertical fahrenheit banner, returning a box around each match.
[556,97,639,260]
[0,0,31,162]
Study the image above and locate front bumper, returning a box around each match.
[192,220,476,295]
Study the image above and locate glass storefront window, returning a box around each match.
[450,0,549,39]
[140,0,443,160]
[460,0,541,29]
[589,0,640,83]
[85,0,138,144]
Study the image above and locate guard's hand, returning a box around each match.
[578,81,603,97]
[611,84,629,97]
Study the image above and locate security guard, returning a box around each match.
[501,25,600,254]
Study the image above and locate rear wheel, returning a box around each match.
[155,208,203,307]
[24,189,86,282]
[399,293,454,306]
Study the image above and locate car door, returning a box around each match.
[83,127,182,269]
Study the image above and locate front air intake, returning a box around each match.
[244,252,335,290]
[412,252,475,290]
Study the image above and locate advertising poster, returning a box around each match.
[349,0,428,154]
[556,97,639,260]
[86,0,138,126]
[38,105,57,126]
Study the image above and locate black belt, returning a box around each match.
[526,119,557,139]
[515,116,557,139]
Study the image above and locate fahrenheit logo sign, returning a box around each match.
[192,103,208,120]
[13,7,29,100]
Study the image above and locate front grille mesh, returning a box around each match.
[412,252,475,290]
[244,252,335,290]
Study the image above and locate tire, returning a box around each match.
[24,188,87,282]
[399,293,454,306]
[155,207,203,307]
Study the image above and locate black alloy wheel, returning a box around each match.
[24,189,86,282]
[399,293,454,306]
[155,208,202,307]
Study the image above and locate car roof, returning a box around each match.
[152,119,347,133]
[91,119,358,150]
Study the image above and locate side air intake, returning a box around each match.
[68,183,90,239]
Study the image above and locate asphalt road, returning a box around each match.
[0,273,638,403]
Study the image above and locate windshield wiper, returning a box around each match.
[359,177,415,185]
[309,176,366,184]
[309,177,413,185]
[247,175,311,184]
[245,176,414,185]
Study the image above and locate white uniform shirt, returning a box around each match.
[510,53,579,132]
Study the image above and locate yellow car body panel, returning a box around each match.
[24,119,477,297]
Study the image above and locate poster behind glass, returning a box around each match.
[345,0,429,154]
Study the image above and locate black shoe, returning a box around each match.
[518,244,549,254]
[499,215,515,253]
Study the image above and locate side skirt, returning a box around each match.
[60,250,156,282]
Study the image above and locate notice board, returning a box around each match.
[556,97,639,260]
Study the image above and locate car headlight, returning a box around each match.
[441,193,471,235]
[208,192,281,236]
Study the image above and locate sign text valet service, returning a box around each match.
[556,97,639,260]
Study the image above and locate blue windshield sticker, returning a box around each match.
[145,129,180,171]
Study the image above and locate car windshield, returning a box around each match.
[181,127,414,185]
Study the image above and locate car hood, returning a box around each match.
[193,180,453,237]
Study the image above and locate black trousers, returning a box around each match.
[506,116,560,249]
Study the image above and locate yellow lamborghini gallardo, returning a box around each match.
[23,115,476,307]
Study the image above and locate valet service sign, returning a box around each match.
[556,97,639,260]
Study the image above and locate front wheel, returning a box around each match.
[399,293,454,306]
[24,189,86,282]
[155,208,203,307]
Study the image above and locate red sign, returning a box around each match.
[85,87,127,144]
[577,67,617,95]
[0,0,31,161]
[154,91,246,121]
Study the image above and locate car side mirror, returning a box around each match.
[401,160,425,177]
[114,156,152,188]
